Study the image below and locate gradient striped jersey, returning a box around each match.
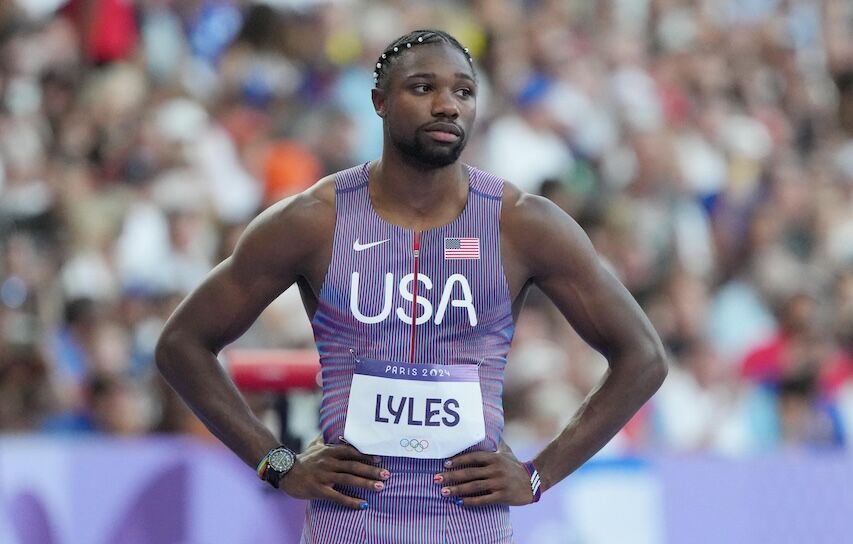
[302,163,516,544]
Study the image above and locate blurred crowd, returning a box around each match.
[0,0,852,455]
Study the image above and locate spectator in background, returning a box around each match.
[776,371,845,448]
[824,295,853,440]
[0,345,55,430]
[740,292,831,390]
[63,0,138,64]
[482,75,575,193]
[49,298,98,382]
[85,371,150,435]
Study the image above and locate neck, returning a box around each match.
[369,149,468,230]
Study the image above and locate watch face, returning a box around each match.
[268,448,295,473]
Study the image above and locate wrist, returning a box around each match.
[257,446,296,489]
[522,460,543,503]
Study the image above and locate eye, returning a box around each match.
[412,84,431,94]
[455,87,474,98]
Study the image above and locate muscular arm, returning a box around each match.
[506,190,668,492]
[155,191,327,468]
[157,184,388,509]
[435,188,667,506]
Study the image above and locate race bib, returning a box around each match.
[343,359,485,459]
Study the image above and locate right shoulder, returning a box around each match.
[248,174,335,235]
[230,174,337,277]
[266,174,336,225]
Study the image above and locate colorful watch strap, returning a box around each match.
[256,455,270,480]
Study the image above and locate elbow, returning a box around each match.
[650,351,669,390]
[155,325,220,378]
[640,340,668,392]
[615,337,668,393]
[155,326,183,376]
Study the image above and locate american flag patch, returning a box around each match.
[444,237,480,260]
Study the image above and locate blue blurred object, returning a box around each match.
[516,73,552,109]
[334,67,384,164]
[188,0,243,66]
[241,69,276,109]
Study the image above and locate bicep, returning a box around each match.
[165,256,294,354]
[162,199,310,354]
[522,199,658,358]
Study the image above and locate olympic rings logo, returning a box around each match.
[399,438,430,452]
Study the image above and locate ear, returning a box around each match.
[371,87,386,118]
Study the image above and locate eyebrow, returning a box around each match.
[405,72,476,84]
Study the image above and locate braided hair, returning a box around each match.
[373,29,474,90]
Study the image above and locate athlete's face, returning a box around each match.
[373,43,477,168]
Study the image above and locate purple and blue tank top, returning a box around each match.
[302,162,516,543]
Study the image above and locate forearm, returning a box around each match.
[156,330,279,469]
[532,351,667,492]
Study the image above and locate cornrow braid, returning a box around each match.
[373,29,474,89]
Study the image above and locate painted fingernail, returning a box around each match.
[444,460,452,468]
[454,498,464,507]
[374,482,384,491]
[380,470,390,479]
[441,488,450,496]
[433,475,443,484]
[359,502,369,510]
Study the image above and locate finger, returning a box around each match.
[334,459,392,481]
[319,486,370,510]
[330,472,386,492]
[434,466,494,486]
[445,451,497,469]
[329,444,381,466]
[441,479,496,498]
[456,492,502,507]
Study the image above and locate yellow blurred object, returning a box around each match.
[326,31,363,66]
[449,21,487,60]
[727,157,762,203]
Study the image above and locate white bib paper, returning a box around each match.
[343,359,485,459]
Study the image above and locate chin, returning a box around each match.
[393,135,466,168]
[417,153,461,168]
[415,143,465,168]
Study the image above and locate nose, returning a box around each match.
[431,88,459,119]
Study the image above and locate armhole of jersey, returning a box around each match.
[308,170,351,328]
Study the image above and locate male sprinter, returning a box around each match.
[156,29,667,543]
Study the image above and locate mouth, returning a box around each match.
[424,123,462,143]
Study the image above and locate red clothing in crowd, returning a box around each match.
[65,0,138,63]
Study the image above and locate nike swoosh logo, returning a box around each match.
[353,238,389,251]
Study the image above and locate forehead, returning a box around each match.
[389,42,474,82]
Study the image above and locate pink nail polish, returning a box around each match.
[380,470,390,479]
[433,475,443,484]
[374,482,384,491]
[441,488,450,496]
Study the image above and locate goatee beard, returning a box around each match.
[392,132,465,168]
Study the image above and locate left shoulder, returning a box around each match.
[500,181,565,227]
[499,180,598,279]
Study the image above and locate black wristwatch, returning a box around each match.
[257,446,296,488]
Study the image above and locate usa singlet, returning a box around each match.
[303,162,515,543]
